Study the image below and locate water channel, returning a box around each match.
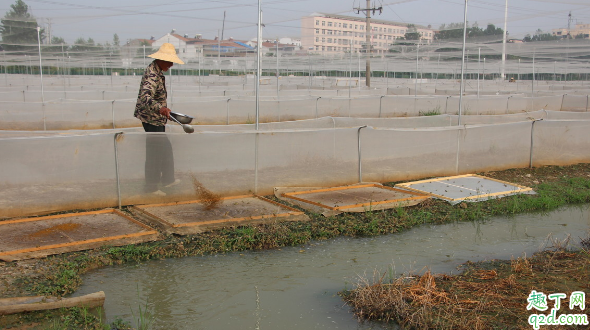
[74,205,590,329]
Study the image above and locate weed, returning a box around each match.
[419,106,441,116]
[131,285,155,330]
[47,307,108,330]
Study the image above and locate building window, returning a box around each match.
[322,46,325,51]
[327,38,332,43]
[316,37,319,42]
[328,46,332,51]
[328,22,332,27]
[322,37,325,42]
[327,30,333,35]
[322,29,325,34]
[338,23,342,27]
[322,21,325,26]
[343,23,348,28]
[316,20,319,26]
[315,29,319,34]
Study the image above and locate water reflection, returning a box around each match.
[75,205,589,329]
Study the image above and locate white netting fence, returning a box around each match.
[2,38,590,218]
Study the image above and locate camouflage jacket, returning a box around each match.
[134,60,167,126]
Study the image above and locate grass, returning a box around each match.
[0,306,132,330]
[3,164,590,329]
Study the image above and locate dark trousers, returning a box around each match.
[142,122,175,192]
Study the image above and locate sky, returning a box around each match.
[1,0,589,44]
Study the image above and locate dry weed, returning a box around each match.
[190,174,222,210]
[511,254,532,274]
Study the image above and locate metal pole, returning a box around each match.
[385,58,388,90]
[114,132,124,209]
[255,0,262,130]
[458,0,468,126]
[349,40,352,99]
[477,47,480,98]
[36,27,45,105]
[276,39,280,121]
[365,0,371,87]
[358,51,361,91]
[516,58,520,91]
[435,53,440,90]
[483,58,486,90]
[3,50,6,86]
[501,0,508,80]
[531,49,535,97]
[415,44,419,98]
[357,126,367,182]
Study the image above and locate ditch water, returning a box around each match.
[74,205,590,330]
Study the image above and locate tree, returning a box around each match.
[43,36,67,54]
[523,29,559,42]
[135,40,152,58]
[404,24,421,41]
[0,0,44,52]
[70,37,101,56]
[113,33,120,47]
[434,22,504,40]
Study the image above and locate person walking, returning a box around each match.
[134,43,184,196]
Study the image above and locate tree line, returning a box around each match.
[0,0,151,57]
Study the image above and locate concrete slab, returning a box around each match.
[395,174,535,204]
[130,195,309,235]
[0,209,160,261]
[276,183,430,216]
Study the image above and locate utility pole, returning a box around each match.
[567,11,573,38]
[46,18,52,44]
[354,0,382,88]
[221,11,226,41]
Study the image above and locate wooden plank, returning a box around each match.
[0,231,156,258]
[0,209,114,226]
[0,292,105,315]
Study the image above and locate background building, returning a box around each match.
[301,12,434,55]
[552,23,590,39]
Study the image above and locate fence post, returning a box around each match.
[358,125,367,183]
[529,119,542,168]
[226,98,231,125]
[254,132,259,194]
[379,95,385,118]
[111,101,116,129]
[560,94,566,111]
[506,96,512,114]
[42,102,46,131]
[586,95,589,112]
[113,132,124,209]
[315,97,321,119]
[445,96,451,114]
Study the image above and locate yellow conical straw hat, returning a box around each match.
[148,43,185,64]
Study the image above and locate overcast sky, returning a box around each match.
[1,0,589,44]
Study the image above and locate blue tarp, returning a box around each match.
[233,41,254,49]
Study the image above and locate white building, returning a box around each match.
[301,12,434,55]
